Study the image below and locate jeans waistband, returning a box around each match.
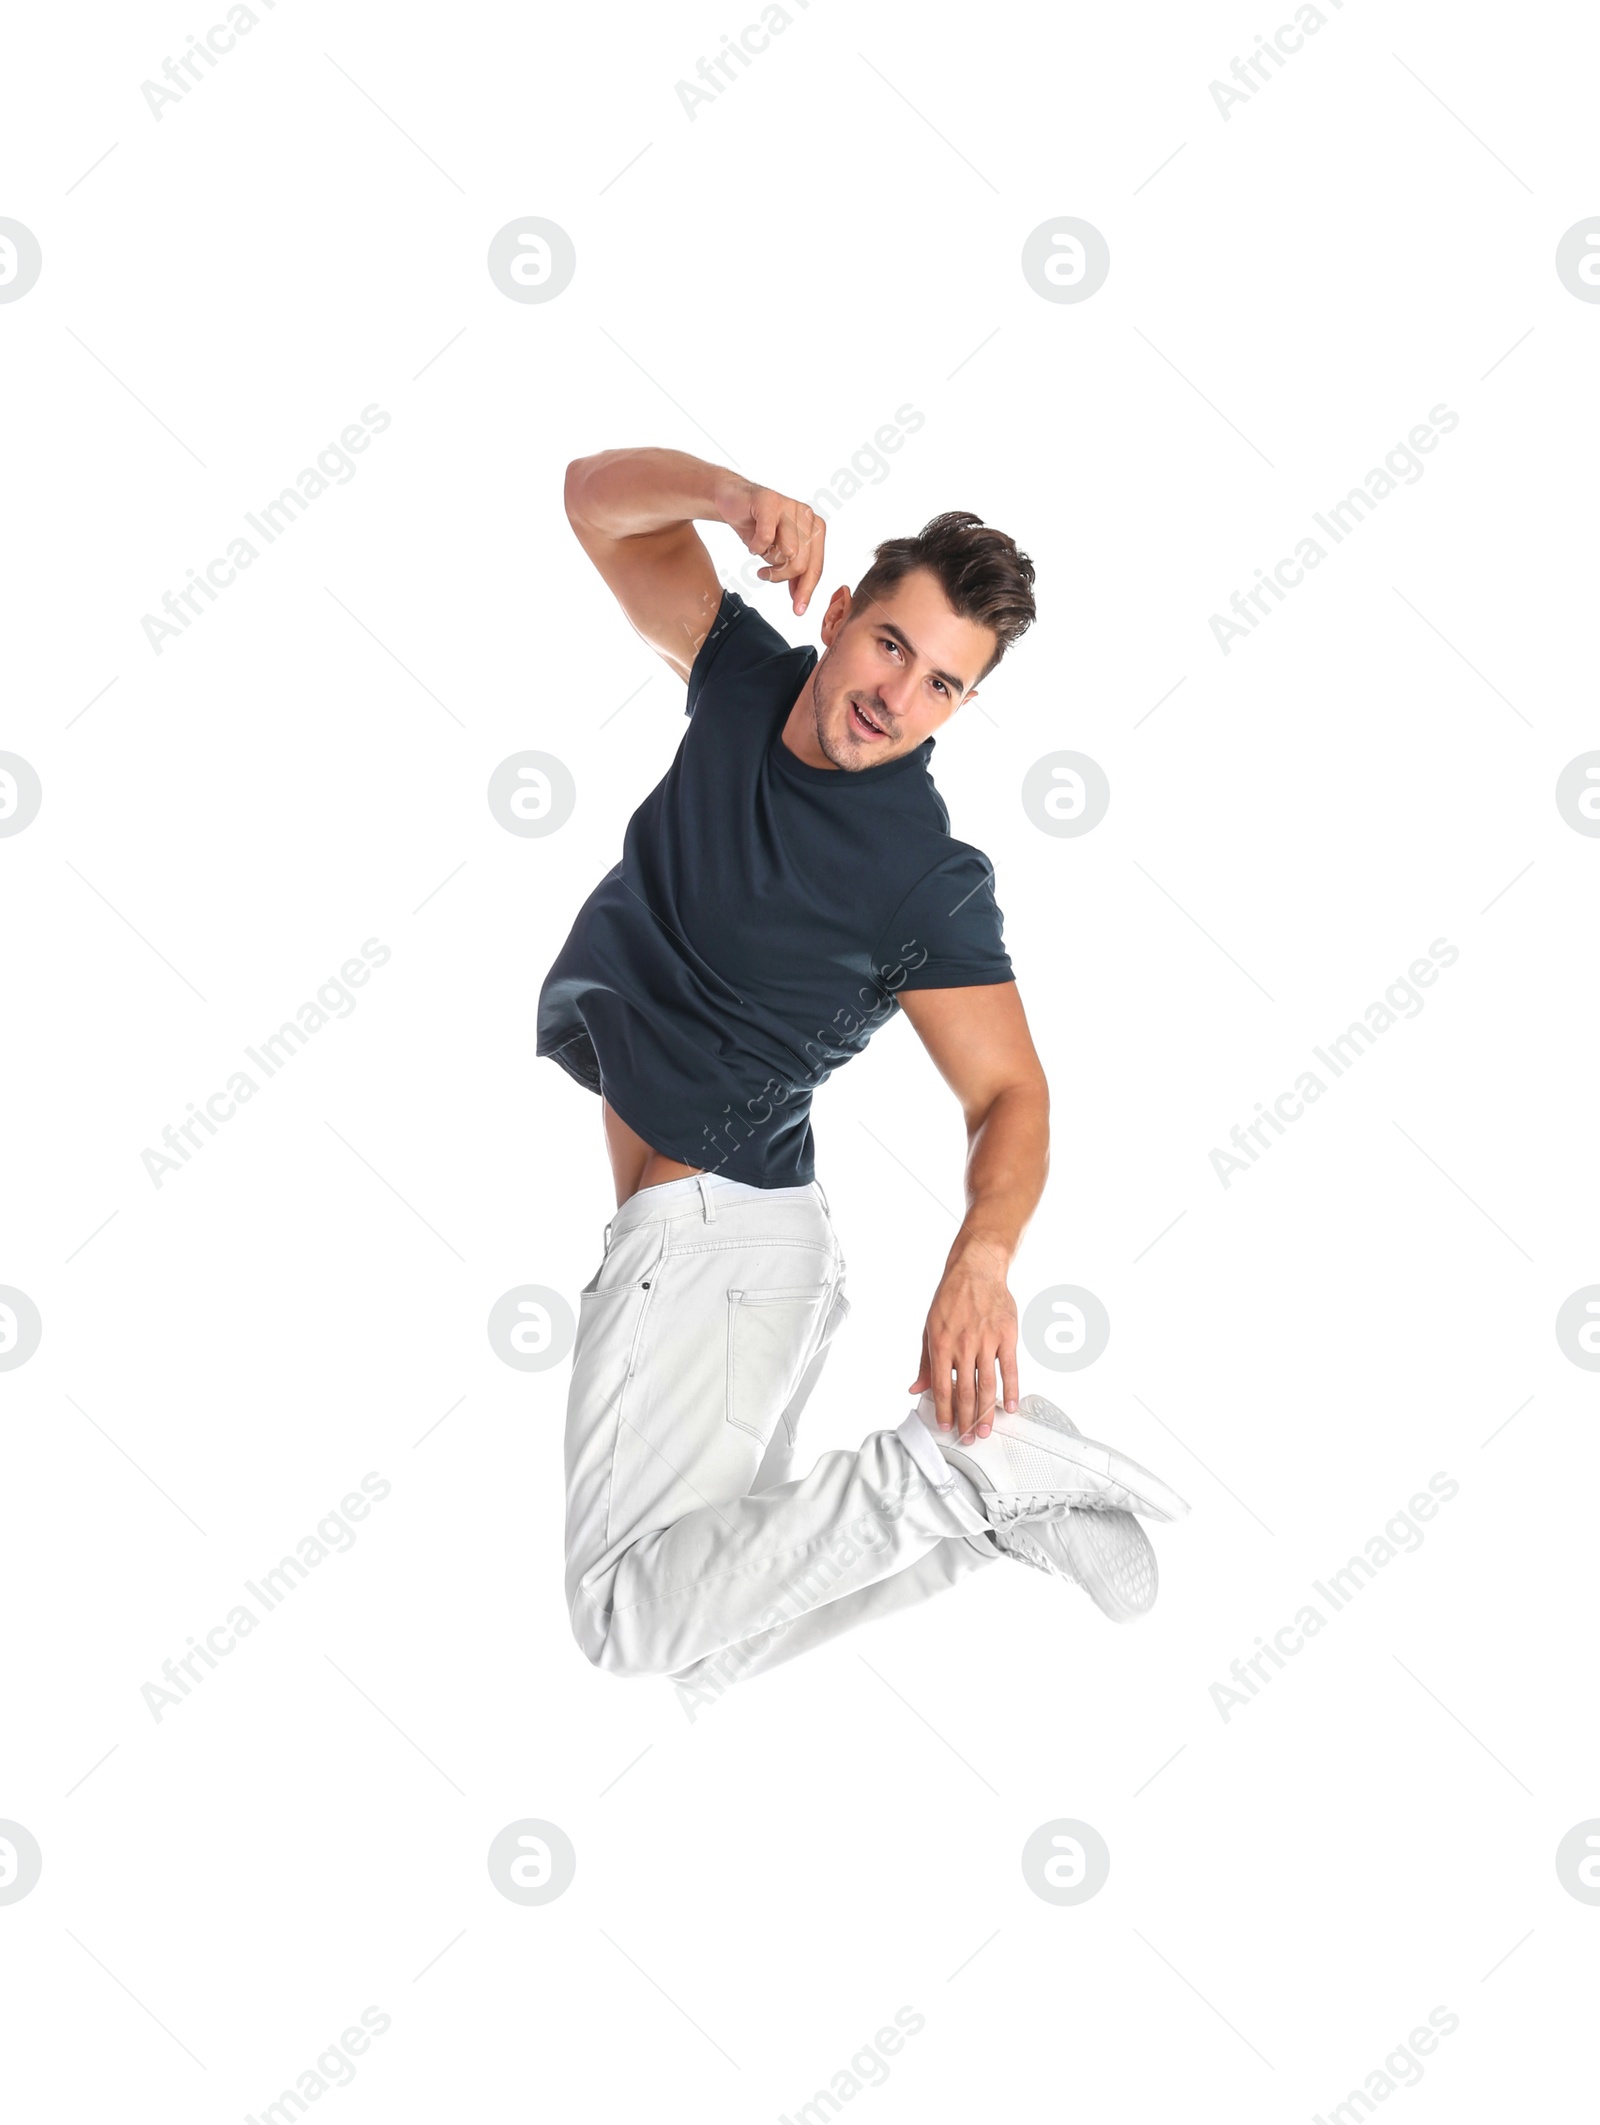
[606,1172,828,1247]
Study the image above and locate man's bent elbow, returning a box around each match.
[564,455,597,528]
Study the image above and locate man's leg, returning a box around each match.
[665,1259,1000,1695]
[563,1177,993,1679]
[668,1536,999,1704]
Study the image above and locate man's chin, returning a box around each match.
[838,712,903,766]
[810,686,897,770]
[824,731,889,772]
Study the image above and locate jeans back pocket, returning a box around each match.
[725,1286,831,1442]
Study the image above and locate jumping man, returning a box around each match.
[538,447,1189,1692]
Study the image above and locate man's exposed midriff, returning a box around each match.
[601,1097,705,1209]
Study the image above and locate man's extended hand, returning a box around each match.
[719,479,827,617]
[907,1236,1021,1443]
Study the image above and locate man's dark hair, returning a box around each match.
[849,510,1036,685]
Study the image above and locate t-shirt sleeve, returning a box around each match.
[685,589,795,717]
[874,848,1014,992]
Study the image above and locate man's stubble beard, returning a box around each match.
[809,654,896,773]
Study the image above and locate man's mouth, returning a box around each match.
[849,699,889,740]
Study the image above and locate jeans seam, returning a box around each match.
[597,1227,671,1549]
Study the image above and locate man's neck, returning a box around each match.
[780,675,835,770]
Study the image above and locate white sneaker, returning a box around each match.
[957,1397,1167,1622]
[1003,1511,1159,1623]
[914,1391,1190,1528]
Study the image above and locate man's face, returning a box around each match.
[805,568,995,770]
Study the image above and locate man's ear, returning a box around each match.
[817,586,852,645]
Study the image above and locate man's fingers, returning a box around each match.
[755,519,791,578]
[749,495,780,555]
[767,510,810,577]
[975,1368,994,1440]
[925,1325,1019,1439]
[930,1337,954,1432]
[973,1353,998,1440]
[951,1346,978,1442]
[756,521,796,583]
[748,499,824,611]
[792,513,826,613]
[908,1329,931,1398]
[999,1331,1020,1418]
[775,507,803,560]
[753,500,795,565]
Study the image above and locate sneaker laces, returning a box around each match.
[984,1491,1081,1529]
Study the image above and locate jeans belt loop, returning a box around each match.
[697,1173,716,1222]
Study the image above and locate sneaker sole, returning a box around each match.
[1052,1509,1160,1622]
[1003,1510,1159,1622]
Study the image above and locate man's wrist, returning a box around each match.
[947,1226,1016,1275]
[709,468,753,528]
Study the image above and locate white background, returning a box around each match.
[3,0,1596,2117]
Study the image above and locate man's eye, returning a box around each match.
[880,637,900,657]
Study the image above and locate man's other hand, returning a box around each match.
[907,1235,1020,1442]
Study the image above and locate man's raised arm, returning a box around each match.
[564,447,828,682]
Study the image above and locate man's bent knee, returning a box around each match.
[568,1594,675,1681]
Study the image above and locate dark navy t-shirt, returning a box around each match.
[536,590,1014,1186]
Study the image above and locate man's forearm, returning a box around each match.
[949,1081,1050,1272]
[566,447,746,540]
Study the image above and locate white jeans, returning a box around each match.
[563,1171,996,1694]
